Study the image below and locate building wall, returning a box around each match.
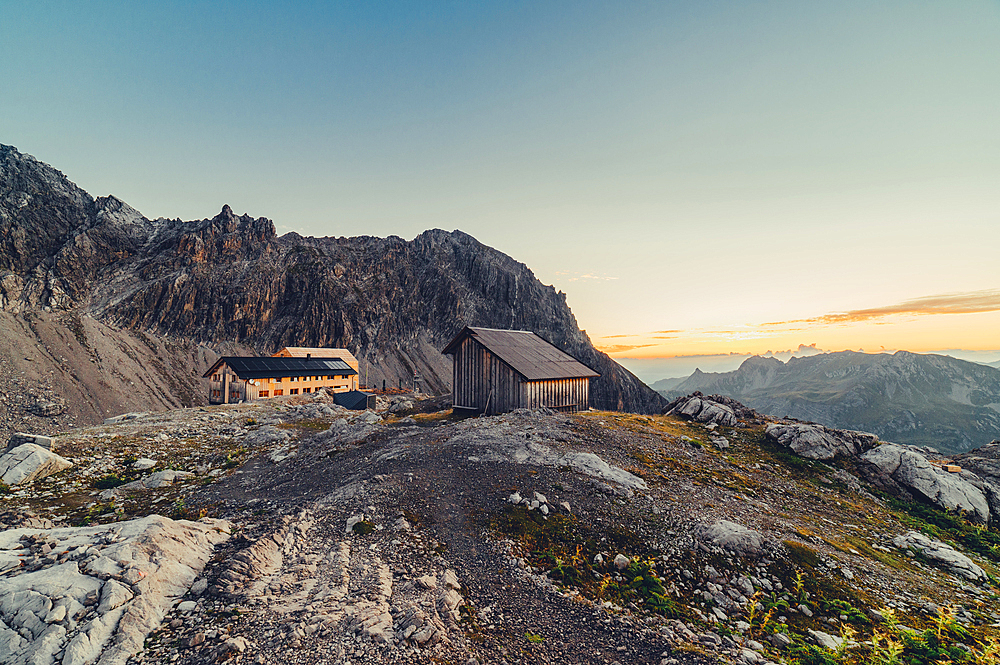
[525,378,589,412]
[272,348,360,390]
[208,365,355,404]
[451,337,524,415]
[251,373,354,398]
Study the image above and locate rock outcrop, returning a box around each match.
[0,515,230,665]
[765,422,880,460]
[891,531,986,582]
[861,443,991,523]
[954,440,1000,518]
[663,393,738,427]
[0,443,72,485]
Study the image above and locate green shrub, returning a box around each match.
[92,474,127,490]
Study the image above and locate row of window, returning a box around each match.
[211,374,349,383]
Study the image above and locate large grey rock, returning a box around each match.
[696,520,765,557]
[0,443,72,485]
[892,531,986,582]
[863,444,990,523]
[7,433,55,451]
[807,629,844,650]
[765,422,879,460]
[666,395,737,427]
[241,426,290,447]
[100,469,194,499]
[955,441,1000,518]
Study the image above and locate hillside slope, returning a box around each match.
[0,143,664,421]
[667,351,1000,453]
[2,392,999,665]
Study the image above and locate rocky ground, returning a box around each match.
[2,391,1000,665]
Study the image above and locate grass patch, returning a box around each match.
[352,520,375,535]
[489,504,685,618]
[889,497,1000,564]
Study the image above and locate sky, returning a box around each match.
[3,1,998,381]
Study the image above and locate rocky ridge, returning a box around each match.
[0,144,664,425]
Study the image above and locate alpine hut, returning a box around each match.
[204,355,358,404]
[272,347,360,391]
[443,327,599,415]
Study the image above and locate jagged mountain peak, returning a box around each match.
[0,144,665,415]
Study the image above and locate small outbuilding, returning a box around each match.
[443,326,599,415]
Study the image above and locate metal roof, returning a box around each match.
[203,356,357,379]
[443,327,599,381]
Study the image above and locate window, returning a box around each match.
[213,374,220,382]
[260,391,269,397]
[290,388,299,395]
[274,390,283,396]
[303,387,311,393]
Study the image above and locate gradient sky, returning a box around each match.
[3,1,998,375]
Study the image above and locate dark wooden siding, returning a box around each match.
[452,337,525,414]
[451,339,592,414]
[525,378,589,412]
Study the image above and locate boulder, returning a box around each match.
[892,531,986,582]
[665,395,737,427]
[0,443,72,485]
[862,444,990,523]
[696,520,765,557]
[101,470,194,499]
[807,629,844,650]
[765,422,879,460]
[241,426,290,448]
[7,433,55,451]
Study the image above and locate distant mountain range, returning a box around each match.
[661,351,1000,454]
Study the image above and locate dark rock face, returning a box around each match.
[0,144,664,414]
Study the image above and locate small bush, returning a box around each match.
[92,474,127,490]
[352,520,375,535]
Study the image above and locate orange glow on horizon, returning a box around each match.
[596,310,1000,359]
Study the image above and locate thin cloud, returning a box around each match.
[595,343,658,354]
[762,289,1000,327]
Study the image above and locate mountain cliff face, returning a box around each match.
[667,351,1000,453]
[0,144,664,415]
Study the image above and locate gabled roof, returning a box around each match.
[443,327,600,381]
[203,356,358,380]
[273,347,359,364]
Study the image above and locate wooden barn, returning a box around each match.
[443,327,599,415]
